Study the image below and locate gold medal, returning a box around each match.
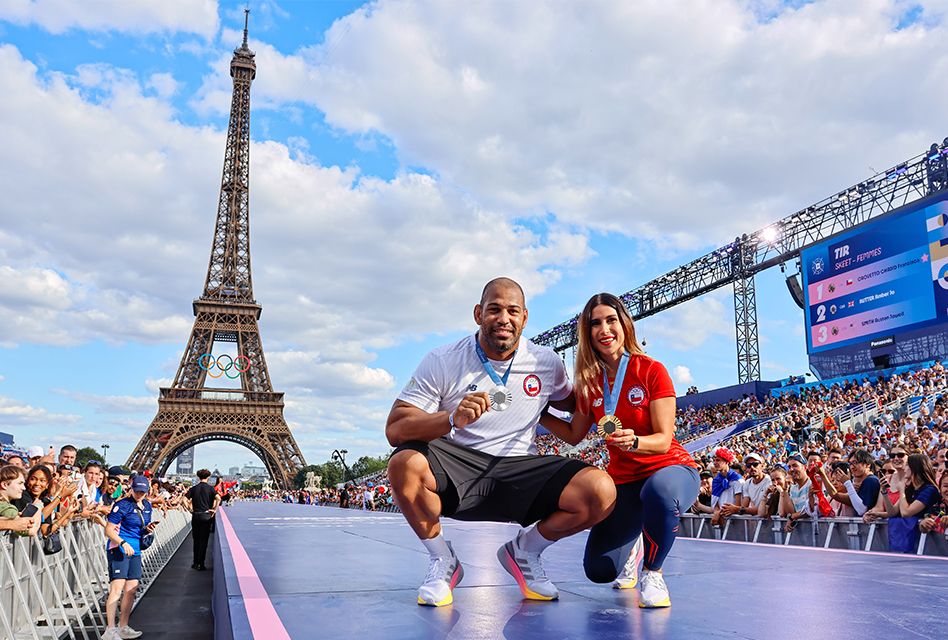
[597,415,622,439]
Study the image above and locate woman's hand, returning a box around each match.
[608,428,638,452]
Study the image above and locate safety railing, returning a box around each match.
[678,513,948,556]
[0,509,191,640]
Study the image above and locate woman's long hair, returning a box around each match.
[906,453,936,497]
[574,293,646,412]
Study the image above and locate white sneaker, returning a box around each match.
[417,541,464,606]
[496,530,558,600]
[612,536,643,589]
[118,626,143,639]
[638,570,671,608]
[101,628,121,640]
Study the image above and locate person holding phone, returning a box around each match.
[880,453,939,553]
[865,445,908,522]
[103,475,155,640]
[0,465,42,537]
[13,465,78,533]
[918,472,948,535]
[817,449,879,518]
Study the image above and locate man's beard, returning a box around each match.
[483,325,520,354]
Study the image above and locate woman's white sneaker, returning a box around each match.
[638,570,671,608]
[612,536,643,589]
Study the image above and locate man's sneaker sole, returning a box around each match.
[417,562,464,607]
[496,543,557,601]
[639,596,671,608]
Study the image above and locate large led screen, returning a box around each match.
[802,192,948,354]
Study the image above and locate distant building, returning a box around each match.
[228,466,240,476]
[241,462,268,478]
[176,447,195,475]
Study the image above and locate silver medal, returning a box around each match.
[489,385,513,411]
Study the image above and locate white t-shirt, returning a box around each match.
[75,477,101,504]
[743,474,773,508]
[397,334,571,456]
[711,479,743,510]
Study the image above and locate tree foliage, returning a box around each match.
[350,454,389,480]
[293,461,345,489]
[291,453,391,489]
[75,446,102,469]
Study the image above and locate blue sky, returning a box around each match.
[1,0,945,474]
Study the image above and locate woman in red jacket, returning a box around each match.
[570,293,699,608]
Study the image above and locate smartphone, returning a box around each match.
[20,504,39,518]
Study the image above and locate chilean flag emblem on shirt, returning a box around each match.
[523,374,542,396]
[627,385,647,406]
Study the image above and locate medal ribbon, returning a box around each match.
[602,351,630,417]
[475,336,516,386]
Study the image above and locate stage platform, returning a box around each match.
[213,502,948,640]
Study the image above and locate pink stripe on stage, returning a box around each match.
[218,509,292,640]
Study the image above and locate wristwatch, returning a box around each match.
[630,436,639,452]
[740,507,746,515]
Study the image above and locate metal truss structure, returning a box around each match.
[533,139,948,382]
[127,13,307,488]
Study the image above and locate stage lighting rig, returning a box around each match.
[533,138,948,384]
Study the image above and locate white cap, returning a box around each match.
[26,445,44,459]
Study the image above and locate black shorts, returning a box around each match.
[394,437,590,527]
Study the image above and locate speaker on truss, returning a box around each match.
[785,273,805,309]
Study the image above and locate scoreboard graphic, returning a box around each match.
[802,193,948,354]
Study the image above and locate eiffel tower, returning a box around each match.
[126,12,306,489]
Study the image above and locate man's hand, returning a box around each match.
[452,392,491,429]
[61,482,79,499]
[8,516,35,533]
[721,503,741,517]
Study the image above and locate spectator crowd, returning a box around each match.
[10,363,946,567]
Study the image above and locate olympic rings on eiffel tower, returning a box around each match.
[198,354,251,379]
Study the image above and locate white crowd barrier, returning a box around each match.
[0,509,191,640]
[678,513,948,556]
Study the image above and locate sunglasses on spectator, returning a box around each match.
[890,453,907,459]
[884,469,896,474]
[745,461,760,467]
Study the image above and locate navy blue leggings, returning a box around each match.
[584,465,700,581]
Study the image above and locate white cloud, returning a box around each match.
[762,360,790,374]
[146,72,178,99]
[0,42,590,396]
[144,378,173,395]
[0,0,219,37]
[0,395,82,427]
[190,0,948,249]
[640,292,733,351]
[672,365,696,386]
[51,389,156,414]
